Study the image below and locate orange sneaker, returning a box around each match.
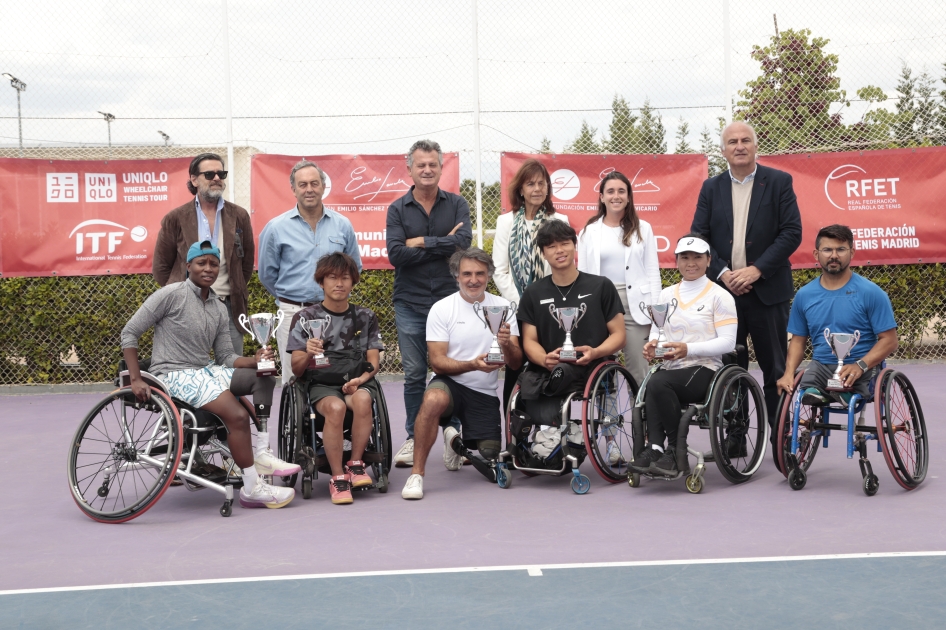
[329,475,353,504]
[345,460,373,488]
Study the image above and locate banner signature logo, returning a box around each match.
[550,169,580,200]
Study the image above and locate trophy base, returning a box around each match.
[654,348,668,358]
[825,378,852,392]
[559,350,578,362]
[256,360,278,378]
[485,352,505,365]
[307,356,330,370]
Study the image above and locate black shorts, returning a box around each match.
[427,375,502,441]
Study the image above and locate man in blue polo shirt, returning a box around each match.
[259,160,362,384]
[777,224,898,405]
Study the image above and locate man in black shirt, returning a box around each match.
[519,222,626,376]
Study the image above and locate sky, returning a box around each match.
[1,0,944,181]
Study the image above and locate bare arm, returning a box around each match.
[429,340,500,375]
[574,312,627,366]
[836,328,898,387]
[776,334,808,395]
[522,322,562,371]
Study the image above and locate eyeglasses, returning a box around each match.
[819,247,850,256]
[197,170,228,180]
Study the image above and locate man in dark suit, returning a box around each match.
[691,122,802,464]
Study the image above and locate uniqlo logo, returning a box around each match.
[47,173,79,203]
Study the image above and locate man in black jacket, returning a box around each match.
[691,121,802,461]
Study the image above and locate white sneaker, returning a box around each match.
[221,455,242,477]
[254,449,302,476]
[608,441,626,465]
[239,479,295,509]
[443,426,463,471]
[394,439,414,468]
[401,473,424,499]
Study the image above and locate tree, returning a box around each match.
[459,179,502,229]
[848,85,895,149]
[735,28,847,153]
[699,118,728,177]
[566,120,603,153]
[914,70,938,144]
[539,136,552,154]
[893,64,917,144]
[635,99,667,153]
[603,95,638,154]
[674,119,693,153]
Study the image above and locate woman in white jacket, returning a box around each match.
[493,158,570,408]
[578,171,661,387]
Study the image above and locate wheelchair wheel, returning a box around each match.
[582,362,638,484]
[776,369,820,478]
[505,385,537,477]
[708,367,768,484]
[68,388,182,524]
[875,369,928,490]
[496,463,512,489]
[277,384,298,488]
[369,381,393,489]
[570,473,591,494]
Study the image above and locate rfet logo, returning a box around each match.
[824,164,901,210]
[69,220,148,255]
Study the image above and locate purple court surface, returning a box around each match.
[2,365,944,600]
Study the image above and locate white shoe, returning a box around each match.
[401,473,424,500]
[221,455,242,477]
[394,439,414,468]
[254,449,302,476]
[239,479,295,509]
[608,441,626,465]
[443,426,463,471]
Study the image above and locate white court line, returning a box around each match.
[2,550,945,597]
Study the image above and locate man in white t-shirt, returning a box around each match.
[402,248,523,500]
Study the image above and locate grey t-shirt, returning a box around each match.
[121,279,238,376]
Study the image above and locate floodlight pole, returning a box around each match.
[221,0,235,203]
[471,0,483,248]
[723,0,732,124]
[98,111,115,159]
[158,130,170,157]
[2,73,26,157]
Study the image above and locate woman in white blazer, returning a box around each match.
[578,171,661,387]
[493,158,570,407]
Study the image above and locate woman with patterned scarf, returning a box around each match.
[494,159,570,411]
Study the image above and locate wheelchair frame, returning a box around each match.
[627,359,769,494]
[776,365,928,495]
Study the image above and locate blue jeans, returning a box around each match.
[394,300,459,439]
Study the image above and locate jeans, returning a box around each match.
[394,300,459,439]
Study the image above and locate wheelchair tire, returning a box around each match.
[496,463,512,489]
[277,384,298,488]
[875,369,928,490]
[788,468,807,491]
[68,388,182,524]
[776,369,821,479]
[370,381,393,481]
[302,477,312,500]
[570,473,591,495]
[582,362,639,484]
[504,385,537,477]
[707,367,768,484]
[685,474,703,494]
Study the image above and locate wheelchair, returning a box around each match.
[68,361,254,523]
[496,360,638,494]
[776,365,928,495]
[627,348,769,493]
[277,375,392,498]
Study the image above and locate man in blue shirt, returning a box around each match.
[778,224,898,405]
[258,160,362,384]
[386,140,472,467]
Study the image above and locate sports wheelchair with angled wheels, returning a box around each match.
[627,348,768,493]
[277,375,392,498]
[776,365,928,495]
[496,360,638,494]
[68,361,258,523]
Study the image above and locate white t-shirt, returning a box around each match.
[598,225,626,282]
[426,292,520,397]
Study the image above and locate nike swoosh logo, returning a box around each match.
[577,294,592,299]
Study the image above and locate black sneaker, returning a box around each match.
[652,447,680,476]
[801,387,830,406]
[629,446,663,472]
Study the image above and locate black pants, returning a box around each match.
[502,318,526,416]
[645,366,714,449]
[229,367,275,409]
[733,291,789,424]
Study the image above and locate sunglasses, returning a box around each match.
[196,170,228,180]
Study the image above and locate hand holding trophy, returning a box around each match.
[239,311,285,377]
[300,315,333,369]
[640,299,678,358]
[824,328,861,391]
[549,303,587,362]
[473,301,517,365]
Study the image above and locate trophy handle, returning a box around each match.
[639,301,649,319]
[852,330,861,347]
[238,313,254,338]
[548,303,560,328]
[667,298,678,319]
[574,302,588,325]
[473,301,489,328]
[506,301,518,323]
[272,310,285,334]
[823,328,832,348]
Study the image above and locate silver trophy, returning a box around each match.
[640,299,678,358]
[824,328,861,390]
[549,303,587,362]
[238,311,285,377]
[473,301,518,365]
[300,315,332,369]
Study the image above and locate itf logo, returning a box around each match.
[550,169,580,201]
[47,173,79,203]
[69,220,148,255]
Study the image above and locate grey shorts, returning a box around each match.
[798,360,876,398]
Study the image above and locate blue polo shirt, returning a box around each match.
[787,273,897,364]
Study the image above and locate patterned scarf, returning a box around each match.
[509,206,548,296]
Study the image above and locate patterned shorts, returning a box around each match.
[159,364,236,408]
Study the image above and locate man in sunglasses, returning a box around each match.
[153,153,255,356]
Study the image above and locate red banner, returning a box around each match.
[759,147,946,267]
[250,153,460,269]
[0,157,192,277]
[500,153,708,267]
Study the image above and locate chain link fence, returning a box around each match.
[2,1,945,384]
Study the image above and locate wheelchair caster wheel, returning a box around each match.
[97,484,109,498]
[788,468,807,491]
[571,473,591,495]
[377,473,389,494]
[302,477,312,500]
[496,464,512,489]
[628,472,640,488]
[863,474,879,496]
[220,501,232,517]
[685,474,703,494]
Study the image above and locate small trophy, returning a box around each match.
[300,315,332,369]
[473,301,518,365]
[239,311,284,377]
[549,303,587,362]
[640,300,678,358]
[824,328,861,391]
